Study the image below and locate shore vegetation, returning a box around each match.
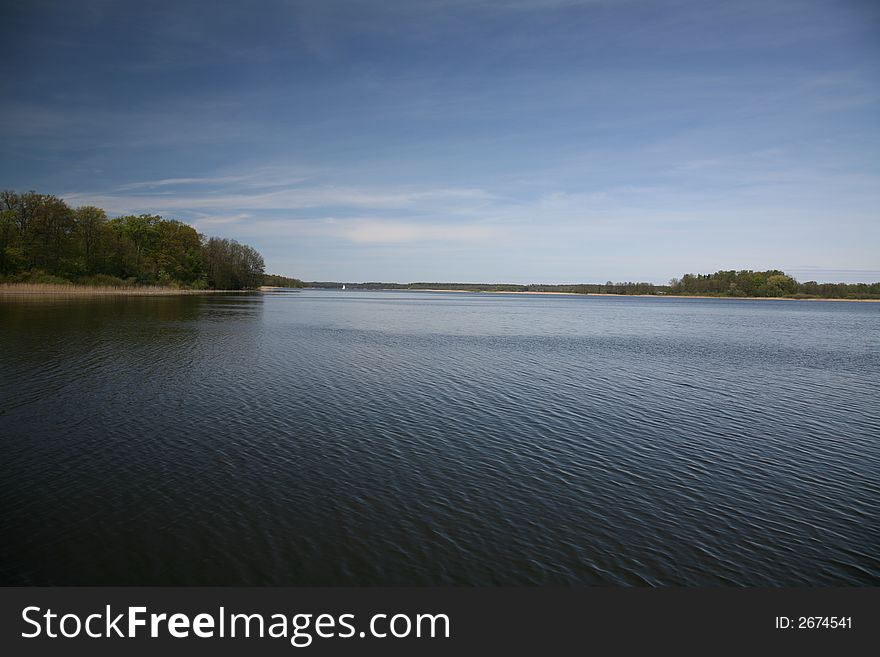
[0,190,301,291]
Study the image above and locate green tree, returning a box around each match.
[73,206,108,275]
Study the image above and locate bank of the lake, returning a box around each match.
[374,287,880,302]
[0,283,250,296]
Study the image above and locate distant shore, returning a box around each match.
[305,269,880,300]
[586,292,880,302]
[383,288,580,295]
[4,283,877,302]
[377,288,880,302]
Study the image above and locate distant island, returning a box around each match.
[2,190,876,300]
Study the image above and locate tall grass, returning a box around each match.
[0,283,224,296]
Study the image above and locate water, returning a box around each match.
[1,290,878,585]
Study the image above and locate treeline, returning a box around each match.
[262,273,305,288]
[670,270,880,299]
[306,281,666,294]
[0,190,287,290]
[307,272,879,299]
[306,281,528,291]
[307,281,538,291]
[529,282,663,294]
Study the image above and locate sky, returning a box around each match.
[1,0,878,284]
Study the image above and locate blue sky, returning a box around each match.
[2,0,878,283]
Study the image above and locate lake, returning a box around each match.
[1,290,878,585]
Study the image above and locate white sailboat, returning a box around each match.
[342,284,346,290]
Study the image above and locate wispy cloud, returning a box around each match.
[115,175,259,191]
[247,216,501,244]
[4,0,878,281]
[65,182,495,215]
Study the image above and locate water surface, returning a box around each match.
[1,290,878,585]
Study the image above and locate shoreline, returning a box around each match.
[382,288,581,295]
[371,288,880,302]
[4,283,877,302]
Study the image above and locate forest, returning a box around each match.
[0,191,300,290]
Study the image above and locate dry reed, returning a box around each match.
[0,283,226,296]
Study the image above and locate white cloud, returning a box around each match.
[115,175,258,190]
[65,179,495,215]
[337,219,498,243]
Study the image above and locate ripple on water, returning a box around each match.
[1,292,878,585]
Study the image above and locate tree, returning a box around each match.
[155,219,203,285]
[107,215,162,282]
[0,190,275,289]
[73,206,108,275]
[202,237,265,289]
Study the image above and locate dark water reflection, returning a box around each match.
[1,291,878,585]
